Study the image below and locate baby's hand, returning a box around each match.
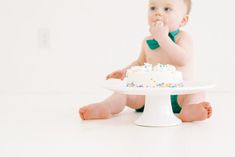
[106,69,127,80]
[149,21,169,42]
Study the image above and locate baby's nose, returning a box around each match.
[155,11,163,16]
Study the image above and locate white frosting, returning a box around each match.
[125,63,183,88]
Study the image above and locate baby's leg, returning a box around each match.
[177,92,212,122]
[126,95,145,110]
[79,92,126,120]
[79,93,145,120]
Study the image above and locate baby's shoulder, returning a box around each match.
[176,30,192,41]
[140,36,153,49]
[142,36,153,46]
[143,35,153,41]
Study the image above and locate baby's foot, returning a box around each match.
[178,102,212,122]
[79,102,112,120]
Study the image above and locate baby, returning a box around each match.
[79,0,212,122]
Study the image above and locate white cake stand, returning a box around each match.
[104,80,215,127]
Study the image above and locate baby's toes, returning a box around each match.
[207,106,212,118]
[79,107,87,120]
[201,102,212,118]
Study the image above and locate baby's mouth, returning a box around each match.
[153,19,164,26]
[154,18,163,22]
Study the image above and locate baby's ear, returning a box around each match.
[180,15,189,27]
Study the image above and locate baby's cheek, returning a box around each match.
[148,20,154,26]
[147,16,152,24]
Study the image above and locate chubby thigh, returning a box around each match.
[126,95,145,109]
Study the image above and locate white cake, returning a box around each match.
[125,63,183,88]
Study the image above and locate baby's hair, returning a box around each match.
[184,0,192,14]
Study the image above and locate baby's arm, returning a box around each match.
[158,31,193,66]
[150,22,193,66]
[106,41,146,80]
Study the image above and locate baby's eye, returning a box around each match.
[150,6,156,11]
[164,7,172,12]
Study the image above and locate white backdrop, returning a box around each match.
[0,0,234,93]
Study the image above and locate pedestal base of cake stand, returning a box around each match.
[104,80,215,127]
[135,94,181,127]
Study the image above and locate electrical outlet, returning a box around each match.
[38,27,51,49]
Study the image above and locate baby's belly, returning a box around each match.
[145,49,170,65]
[146,56,171,65]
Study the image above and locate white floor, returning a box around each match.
[0,91,235,157]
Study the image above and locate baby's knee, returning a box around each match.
[126,95,145,109]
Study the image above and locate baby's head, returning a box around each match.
[148,0,191,32]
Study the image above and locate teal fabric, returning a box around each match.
[146,29,180,50]
[135,95,181,113]
[171,95,181,113]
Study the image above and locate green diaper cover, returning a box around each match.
[135,95,181,113]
